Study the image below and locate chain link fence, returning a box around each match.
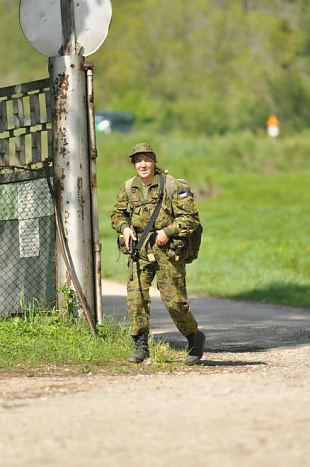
[0,78,56,318]
[0,168,55,317]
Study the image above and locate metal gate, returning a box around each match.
[0,78,55,317]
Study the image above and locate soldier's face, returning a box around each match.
[134,153,155,183]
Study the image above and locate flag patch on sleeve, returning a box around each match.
[178,189,188,198]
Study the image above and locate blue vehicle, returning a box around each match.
[95,111,134,133]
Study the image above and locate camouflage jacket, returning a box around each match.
[111,172,200,239]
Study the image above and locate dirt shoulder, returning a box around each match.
[1,344,310,467]
[1,282,309,466]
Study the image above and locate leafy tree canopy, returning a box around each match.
[1,0,310,133]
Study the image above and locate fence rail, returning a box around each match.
[0,78,52,168]
[0,78,56,317]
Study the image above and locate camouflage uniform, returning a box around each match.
[111,171,200,337]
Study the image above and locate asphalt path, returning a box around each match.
[102,280,310,352]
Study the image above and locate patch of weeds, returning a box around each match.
[58,284,79,319]
[0,310,185,375]
[147,336,185,371]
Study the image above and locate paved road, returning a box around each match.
[102,280,310,351]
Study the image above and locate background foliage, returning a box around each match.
[97,131,310,308]
[2,0,310,133]
[0,2,309,308]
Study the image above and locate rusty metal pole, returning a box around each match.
[48,1,95,322]
[49,55,95,323]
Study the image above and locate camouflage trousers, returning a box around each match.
[127,244,198,337]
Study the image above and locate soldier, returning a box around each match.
[111,142,205,365]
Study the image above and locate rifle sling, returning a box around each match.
[134,173,165,255]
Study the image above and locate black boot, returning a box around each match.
[128,333,150,364]
[185,330,206,365]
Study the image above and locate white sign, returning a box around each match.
[19,0,112,57]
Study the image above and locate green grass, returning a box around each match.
[0,311,183,374]
[97,130,310,308]
[2,129,309,374]
[189,172,309,306]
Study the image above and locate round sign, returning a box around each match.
[19,0,112,57]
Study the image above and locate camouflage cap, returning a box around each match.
[129,142,156,159]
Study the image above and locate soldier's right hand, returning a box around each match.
[123,227,137,251]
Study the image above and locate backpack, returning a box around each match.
[125,174,203,264]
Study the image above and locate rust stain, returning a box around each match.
[77,177,83,191]
[54,73,69,119]
[64,209,70,225]
[90,149,97,160]
[59,146,67,156]
[76,177,85,220]
[57,126,69,157]
[91,173,97,189]
[55,179,64,206]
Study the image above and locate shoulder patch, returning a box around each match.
[125,177,136,199]
[178,188,188,198]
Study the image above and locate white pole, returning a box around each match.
[86,64,103,324]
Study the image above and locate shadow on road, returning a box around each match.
[229,281,310,309]
[198,359,266,367]
[103,293,310,353]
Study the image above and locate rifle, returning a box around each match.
[128,236,138,281]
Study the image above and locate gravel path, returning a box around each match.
[0,281,309,467]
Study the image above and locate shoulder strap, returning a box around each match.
[134,173,165,253]
[165,174,177,199]
[125,176,135,200]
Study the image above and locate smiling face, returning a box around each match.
[133,152,156,184]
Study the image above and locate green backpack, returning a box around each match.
[125,174,203,264]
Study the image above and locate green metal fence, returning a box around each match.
[0,78,55,317]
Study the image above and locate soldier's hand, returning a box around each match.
[156,230,169,247]
[123,227,137,251]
